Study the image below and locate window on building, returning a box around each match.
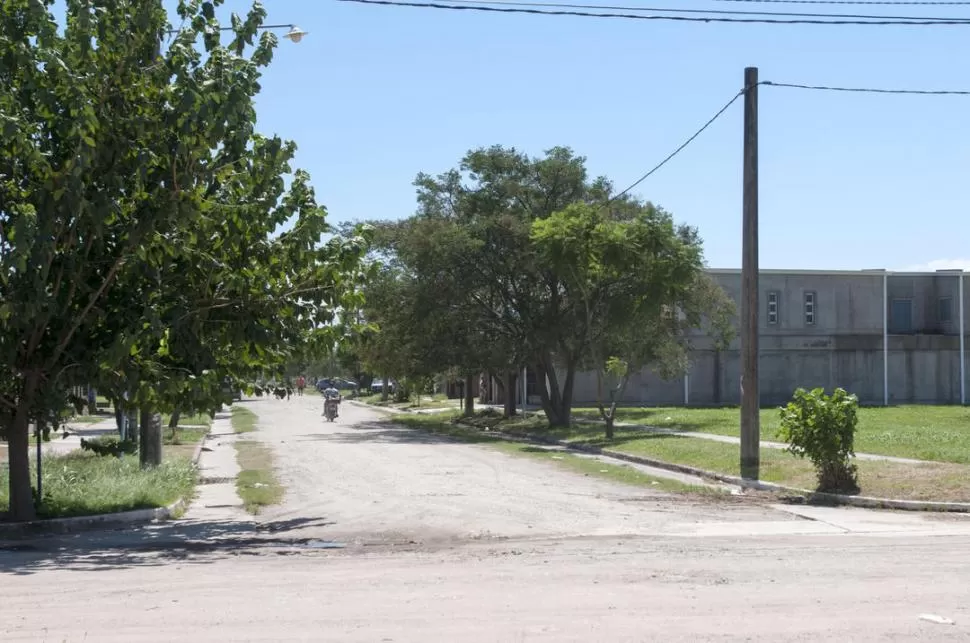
[767,291,779,325]
[804,291,816,326]
[940,297,954,324]
[891,299,913,334]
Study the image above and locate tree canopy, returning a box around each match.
[0,0,368,521]
[359,145,734,427]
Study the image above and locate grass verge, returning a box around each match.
[231,406,258,433]
[234,440,283,514]
[360,393,456,411]
[0,452,196,519]
[499,419,970,503]
[164,426,209,459]
[392,413,722,496]
[162,412,213,428]
[571,405,970,464]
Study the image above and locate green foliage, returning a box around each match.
[80,436,138,458]
[0,0,368,520]
[604,357,629,380]
[356,146,735,429]
[778,387,860,494]
[531,201,734,431]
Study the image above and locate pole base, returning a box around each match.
[740,457,760,481]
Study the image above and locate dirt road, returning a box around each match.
[4,395,970,641]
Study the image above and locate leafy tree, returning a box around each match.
[0,0,367,520]
[531,202,735,437]
[410,146,648,426]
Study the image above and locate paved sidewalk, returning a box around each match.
[182,413,247,522]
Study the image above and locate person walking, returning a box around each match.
[296,375,306,397]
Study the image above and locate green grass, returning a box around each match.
[231,406,258,433]
[228,404,282,513]
[571,405,970,464]
[498,420,970,503]
[234,440,284,514]
[0,452,197,519]
[392,413,721,496]
[162,412,213,427]
[360,393,455,410]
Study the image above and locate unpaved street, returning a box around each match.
[4,395,970,641]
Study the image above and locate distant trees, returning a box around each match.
[358,145,734,429]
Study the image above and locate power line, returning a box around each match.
[715,1,970,6]
[613,90,745,200]
[764,80,970,94]
[612,79,970,197]
[429,0,970,20]
[335,0,970,23]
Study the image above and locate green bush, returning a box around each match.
[777,387,860,494]
[80,435,137,457]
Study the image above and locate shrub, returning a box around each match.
[80,435,137,457]
[777,387,860,494]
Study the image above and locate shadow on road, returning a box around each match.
[0,515,337,576]
[295,420,489,446]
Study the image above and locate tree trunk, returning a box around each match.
[139,407,163,469]
[114,400,124,437]
[503,371,518,418]
[535,359,575,427]
[6,373,40,522]
[605,415,615,440]
[381,377,389,402]
[128,406,139,446]
[168,408,181,441]
[463,374,475,417]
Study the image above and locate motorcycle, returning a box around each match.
[324,399,339,422]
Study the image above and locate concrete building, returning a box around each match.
[568,269,969,407]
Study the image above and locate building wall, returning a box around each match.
[569,270,969,407]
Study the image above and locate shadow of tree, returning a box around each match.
[296,420,500,446]
[0,515,337,576]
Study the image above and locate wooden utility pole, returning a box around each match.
[740,66,760,480]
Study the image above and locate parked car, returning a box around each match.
[370,379,396,394]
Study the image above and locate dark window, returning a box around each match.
[804,291,816,326]
[940,297,953,324]
[891,299,913,334]
[767,291,779,325]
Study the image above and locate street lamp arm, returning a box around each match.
[165,24,308,43]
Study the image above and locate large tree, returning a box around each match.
[405,145,730,427]
[532,202,734,437]
[410,146,616,425]
[0,0,366,520]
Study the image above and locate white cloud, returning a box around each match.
[897,259,970,272]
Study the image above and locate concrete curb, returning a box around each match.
[354,400,970,514]
[0,432,211,540]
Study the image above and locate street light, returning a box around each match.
[283,26,308,43]
[166,23,308,43]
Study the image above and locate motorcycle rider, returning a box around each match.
[322,384,342,418]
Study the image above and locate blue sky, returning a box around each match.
[174,0,969,270]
